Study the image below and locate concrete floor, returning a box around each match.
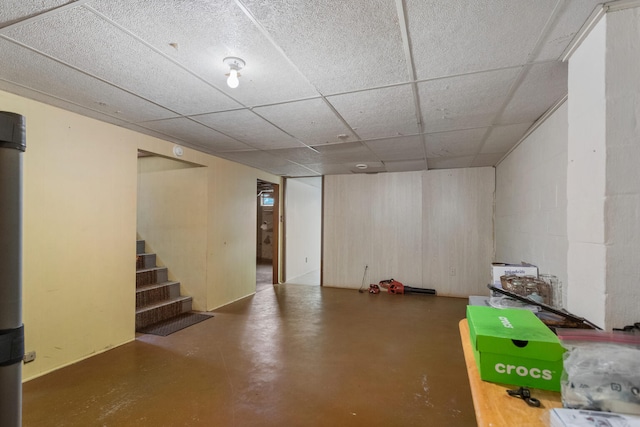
[22,285,476,426]
[256,260,274,293]
[257,260,321,292]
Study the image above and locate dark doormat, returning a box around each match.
[137,312,213,336]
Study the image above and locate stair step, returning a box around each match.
[136,266,168,287]
[136,281,181,307]
[136,253,156,270]
[136,240,145,255]
[135,296,192,329]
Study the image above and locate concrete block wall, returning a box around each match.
[602,9,640,329]
[567,7,640,329]
[495,101,569,306]
[567,16,607,327]
[497,6,640,330]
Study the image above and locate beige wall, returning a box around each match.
[1,89,281,381]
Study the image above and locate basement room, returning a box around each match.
[1,1,639,426]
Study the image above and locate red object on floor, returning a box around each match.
[388,281,405,294]
[378,279,436,296]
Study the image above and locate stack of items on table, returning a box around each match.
[488,262,561,314]
[483,262,596,330]
[549,409,640,426]
[465,262,640,425]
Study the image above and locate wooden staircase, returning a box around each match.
[136,240,192,331]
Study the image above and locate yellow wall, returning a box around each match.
[0,89,281,381]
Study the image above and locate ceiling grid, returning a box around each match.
[0,0,606,176]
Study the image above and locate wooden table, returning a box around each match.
[459,318,562,426]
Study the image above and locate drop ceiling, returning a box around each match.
[0,0,603,177]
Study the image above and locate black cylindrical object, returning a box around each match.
[404,286,437,295]
[0,111,26,427]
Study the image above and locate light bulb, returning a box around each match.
[227,68,239,88]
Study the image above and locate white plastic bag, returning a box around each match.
[557,329,640,415]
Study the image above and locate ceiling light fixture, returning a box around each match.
[223,57,245,89]
[355,164,368,170]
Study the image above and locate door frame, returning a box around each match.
[271,182,280,284]
[257,179,280,285]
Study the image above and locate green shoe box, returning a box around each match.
[466,305,565,391]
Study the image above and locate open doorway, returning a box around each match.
[283,177,322,286]
[136,150,208,330]
[256,179,279,292]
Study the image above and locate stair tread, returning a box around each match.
[136,281,180,293]
[136,266,166,273]
[136,295,192,314]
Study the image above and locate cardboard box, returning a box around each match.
[466,305,565,391]
[491,262,538,285]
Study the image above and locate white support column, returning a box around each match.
[602,7,640,329]
[567,6,640,329]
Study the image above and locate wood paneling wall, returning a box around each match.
[423,168,495,296]
[323,168,494,296]
[323,172,422,288]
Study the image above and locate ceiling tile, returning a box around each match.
[348,161,386,174]
[192,109,302,150]
[481,122,532,154]
[0,1,75,26]
[302,163,354,176]
[266,147,323,165]
[385,159,427,173]
[407,0,556,79]
[88,0,319,106]
[427,156,475,169]
[497,62,567,125]
[472,152,504,167]
[327,85,420,139]
[425,128,488,158]
[5,7,240,115]
[217,149,287,167]
[119,122,193,146]
[363,135,425,162]
[139,117,252,152]
[217,149,319,176]
[310,141,380,164]
[273,164,321,177]
[240,0,407,94]
[0,38,177,123]
[253,98,355,145]
[0,0,597,177]
[535,0,604,61]
[0,78,136,127]
[418,68,520,133]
